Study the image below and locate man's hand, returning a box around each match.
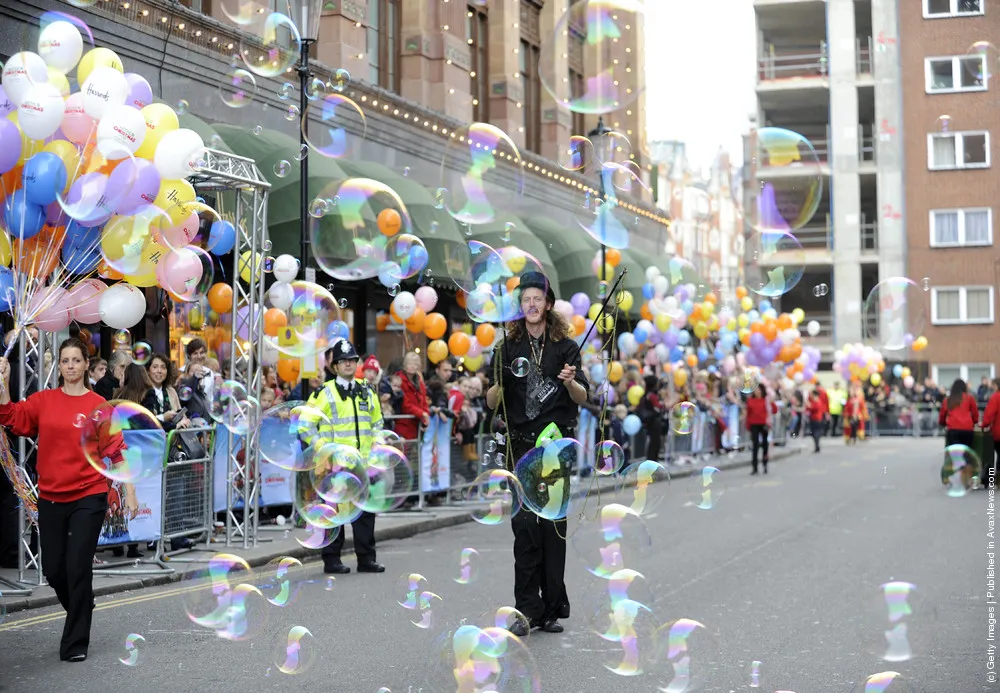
[557,364,577,384]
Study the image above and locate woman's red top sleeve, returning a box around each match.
[746,398,770,426]
[983,392,1000,440]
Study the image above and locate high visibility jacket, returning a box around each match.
[304,378,383,458]
[827,388,846,416]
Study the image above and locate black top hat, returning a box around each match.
[518,271,556,305]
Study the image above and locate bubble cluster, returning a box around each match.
[181,553,268,641]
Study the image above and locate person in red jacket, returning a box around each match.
[939,378,979,448]
[395,350,430,444]
[0,338,133,663]
[745,384,777,474]
[806,388,828,453]
[980,377,1000,482]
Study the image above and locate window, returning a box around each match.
[932,286,995,324]
[930,208,993,246]
[924,0,984,17]
[568,21,586,137]
[467,5,489,122]
[520,0,542,153]
[366,0,401,92]
[933,364,996,386]
[925,56,986,93]
[928,131,990,169]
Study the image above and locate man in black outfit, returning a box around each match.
[486,271,589,636]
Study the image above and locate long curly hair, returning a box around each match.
[504,307,573,343]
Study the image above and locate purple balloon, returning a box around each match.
[124,73,153,110]
[749,332,766,351]
[0,119,22,175]
[63,172,115,226]
[111,159,160,215]
[0,86,12,118]
[662,330,678,348]
[570,292,591,316]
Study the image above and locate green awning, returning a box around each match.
[335,160,469,284]
[520,217,601,301]
[620,248,650,299]
[213,124,349,257]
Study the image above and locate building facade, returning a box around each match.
[899,0,999,385]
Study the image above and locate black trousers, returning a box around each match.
[750,424,768,470]
[829,414,841,436]
[510,433,570,624]
[0,470,19,568]
[645,419,663,463]
[38,492,107,659]
[322,510,376,564]
[810,420,824,450]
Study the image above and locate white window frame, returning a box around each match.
[931,286,995,325]
[927,131,991,170]
[929,208,994,247]
[932,363,996,385]
[924,55,988,94]
[923,0,985,18]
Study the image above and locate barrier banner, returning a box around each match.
[98,430,165,546]
[579,407,597,474]
[420,417,452,492]
[213,433,294,512]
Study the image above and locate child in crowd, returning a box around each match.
[611,403,631,466]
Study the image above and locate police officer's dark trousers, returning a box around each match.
[322,510,376,565]
[509,433,569,625]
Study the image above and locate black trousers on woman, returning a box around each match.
[38,492,107,660]
[750,424,769,472]
[509,432,570,626]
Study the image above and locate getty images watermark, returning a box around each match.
[987,464,997,685]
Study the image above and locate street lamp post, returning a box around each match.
[290,0,323,400]
[588,117,613,294]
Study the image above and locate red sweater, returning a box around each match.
[396,372,429,442]
[0,389,125,502]
[938,393,979,431]
[746,397,776,426]
[983,391,1000,441]
[807,398,827,422]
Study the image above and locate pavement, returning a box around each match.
[0,436,988,693]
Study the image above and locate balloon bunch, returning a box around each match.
[0,22,228,341]
[833,343,886,384]
[890,363,916,389]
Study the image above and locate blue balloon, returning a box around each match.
[0,267,13,312]
[669,346,684,362]
[623,414,642,436]
[697,346,709,362]
[326,320,350,342]
[3,190,46,240]
[714,347,726,361]
[633,325,649,343]
[892,364,903,378]
[642,282,655,300]
[681,299,694,315]
[208,220,236,255]
[759,299,773,313]
[377,261,400,288]
[678,330,691,346]
[61,224,102,274]
[22,152,67,206]
[407,244,429,274]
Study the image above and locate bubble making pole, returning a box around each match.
[571,268,628,362]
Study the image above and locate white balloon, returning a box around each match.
[271,254,299,283]
[663,296,679,313]
[17,83,64,140]
[392,291,416,320]
[261,338,279,366]
[153,128,205,180]
[38,21,84,74]
[268,281,294,310]
[96,103,147,158]
[81,66,128,120]
[98,282,147,329]
[644,266,661,282]
[652,275,669,297]
[806,320,821,337]
[2,52,49,107]
[553,299,574,321]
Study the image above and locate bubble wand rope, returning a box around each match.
[0,326,39,525]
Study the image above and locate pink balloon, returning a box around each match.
[160,211,199,248]
[414,285,438,313]
[62,92,95,145]
[466,339,483,358]
[30,286,71,331]
[553,299,574,321]
[66,278,107,324]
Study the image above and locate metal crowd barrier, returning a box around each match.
[867,403,942,438]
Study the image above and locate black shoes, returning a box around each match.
[750,468,759,475]
[508,621,530,637]
[62,653,87,662]
[324,562,350,575]
[763,467,768,474]
[559,603,570,619]
[541,620,564,633]
[357,562,386,573]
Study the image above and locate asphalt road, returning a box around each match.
[0,437,989,693]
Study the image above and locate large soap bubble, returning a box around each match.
[863,277,928,352]
[439,123,523,226]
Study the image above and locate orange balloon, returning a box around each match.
[455,291,467,309]
[263,307,288,336]
[571,314,586,336]
[277,358,300,383]
[207,283,233,313]
[448,331,471,357]
[750,322,762,333]
[376,313,390,332]
[703,292,717,305]
[427,339,449,364]
[475,323,496,347]
[0,167,21,205]
[424,312,447,340]
[762,322,778,342]
[405,307,426,334]
[377,208,402,237]
[14,225,65,278]
[389,302,404,324]
[640,303,653,321]
[776,313,792,330]
[735,286,748,299]
[605,248,621,267]
[685,353,698,368]
[97,260,124,281]
[505,276,520,293]
[778,346,794,362]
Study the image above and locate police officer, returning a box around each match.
[306,339,386,575]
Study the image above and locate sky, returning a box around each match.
[643,0,758,171]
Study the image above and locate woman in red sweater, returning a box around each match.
[745,384,777,474]
[938,379,979,451]
[0,338,132,662]
[981,378,1000,481]
[395,351,430,443]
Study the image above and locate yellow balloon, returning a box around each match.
[673,369,688,387]
[700,303,713,320]
[737,313,749,328]
[596,314,614,334]
[627,385,645,407]
[791,308,806,324]
[654,312,671,332]
[596,262,614,281]
[135,103,179,160]
[901,367,911,378]
[0,233,11,267]
[740,296,754,312]
[41,140,81,180]
[427,339,449,364]
[125,241,167,288]
[188,304,204,330]
[707,315,720,331]
[47,67,70,97]
[588,303,603,321]
[693,323,708,339]
[912,336,928,352]
[608,361,624,384]
[153,179,196,225]
[616,290,634,313]
[463,355,484,371]
[77,47,123,85]
[506,253,526,273]
[239,250,263,283]
[870,373,882,387]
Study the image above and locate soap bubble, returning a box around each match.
[863,277,928,352]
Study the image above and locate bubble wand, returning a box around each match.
[569,266,629,362]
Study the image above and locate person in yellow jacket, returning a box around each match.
[306,339,386,575]
[827,383,846,437]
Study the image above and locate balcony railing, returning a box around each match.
[859,123,877,164]
[757,44,828,81]
[860,217,879,251]
[856,37,874,76]
[792,221,833,250]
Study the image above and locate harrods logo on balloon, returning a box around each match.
[85,83,110,101]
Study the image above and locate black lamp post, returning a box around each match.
[587,116,613,295]
[290,0,323,399]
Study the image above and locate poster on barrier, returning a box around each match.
[98,429,165,546]
[420,417,452,492]
[579,408,597,474]
[213,433,294,511]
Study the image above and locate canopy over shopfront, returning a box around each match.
[521,216,602,302]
